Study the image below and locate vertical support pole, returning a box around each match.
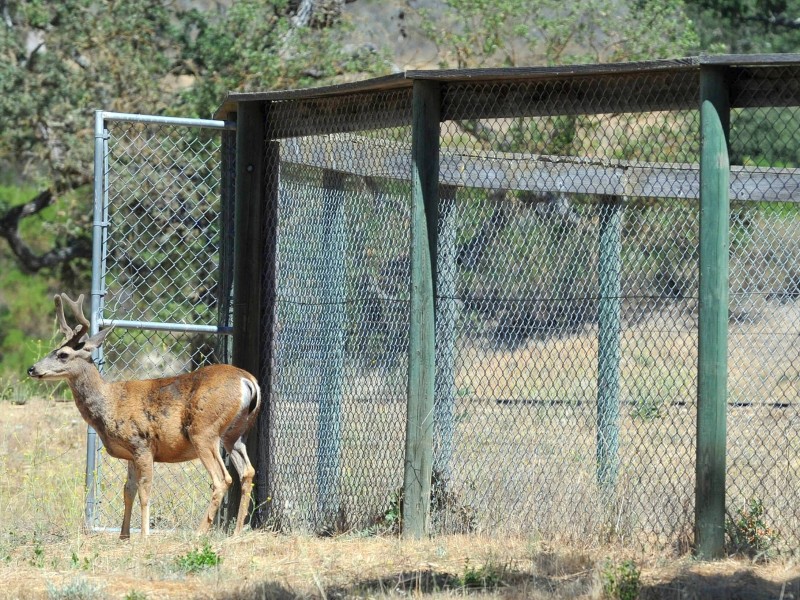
[597,195,622,493]
[403,80,440,538]
[254,139,280,528]
[434,185,457,482]
[696,67,730,560]
[316,169,345,527]
[86,109,109,531]
[230,102,266,529]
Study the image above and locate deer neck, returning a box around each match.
[68,362,112,428]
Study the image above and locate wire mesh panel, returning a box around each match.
[263,91,413,532]
[88,116,233,532]
[434,73,702,546]
[726,66,800,552]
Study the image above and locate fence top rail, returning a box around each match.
[215,54,800,118]
[99,110,237,130]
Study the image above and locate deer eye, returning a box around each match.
[56,351,70,361]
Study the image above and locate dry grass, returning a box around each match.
[2,398,800,599]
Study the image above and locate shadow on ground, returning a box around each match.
[641,569,800,600]
[217,567,593,599]
[213,563,800,599]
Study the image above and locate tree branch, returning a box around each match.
[0,177,92,273]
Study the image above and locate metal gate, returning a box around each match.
[86,111,235,532]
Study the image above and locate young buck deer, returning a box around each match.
[27,293,261,538]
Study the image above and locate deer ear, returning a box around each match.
[82,327,114,351]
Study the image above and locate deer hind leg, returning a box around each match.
[226,437,256,534]
[120,460,139,540]
[194,436,232,534]
[132,453,154,537]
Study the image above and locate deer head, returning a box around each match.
[28,293,113,381]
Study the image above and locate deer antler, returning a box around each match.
[54,293,89,343]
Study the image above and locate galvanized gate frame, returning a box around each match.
[87,110,236,531]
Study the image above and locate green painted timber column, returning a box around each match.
[696,66,730,560]
[597,195,622,494]
[403,79,440,538]
[316,169,346,527]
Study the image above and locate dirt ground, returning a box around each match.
[1,398,799,599]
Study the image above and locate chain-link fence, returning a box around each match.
[92,56,800,552]
[261,91,414,532]
[229,58,800,551]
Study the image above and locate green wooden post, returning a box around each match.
[403,79,440,538]
[597,195,622,494]
[230,102,266,530]
[316,169,345,526]
[696,67,730,560]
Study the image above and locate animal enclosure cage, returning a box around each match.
[90,55,800,553]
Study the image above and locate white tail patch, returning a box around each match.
[241,377,260,413]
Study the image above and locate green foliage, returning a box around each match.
[123,591,148,600]
[70,551,94,571]
[46,577,103,600]
[176,1,388,118]
[0,1,388,377]
[731,107,800,168]
[30,536,45,567]
[685,0,800,54]
[0,0,176,176]
[726,498,780,560]
[174,540,222,573]
[419,0,698,68]
[600,559,641,600]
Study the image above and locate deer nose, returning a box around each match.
[27,366,36,377]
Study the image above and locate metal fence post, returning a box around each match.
[403,79,440,538]
[86,109,110,531]
[696,66,730,560]
[317,169,346,526]
[231,102,266,530]
[597,195,622,493]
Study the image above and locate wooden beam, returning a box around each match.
[281,135,800,202]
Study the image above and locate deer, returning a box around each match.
[27,293,261,539]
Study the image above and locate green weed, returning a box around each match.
[458,559,508,590]
[726,498,780,560]
[174,540,221,573]
[600,559,641,600]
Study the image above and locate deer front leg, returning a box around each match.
[132,453,154,537]
[120,460,138,540]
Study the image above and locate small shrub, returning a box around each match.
[458,559,508,590]
[600,559,641,600]
[726,498,780,560]
[375,469,476,534]
[175,540,221,573]
[124,591,148,600]
[46,577,103,600]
